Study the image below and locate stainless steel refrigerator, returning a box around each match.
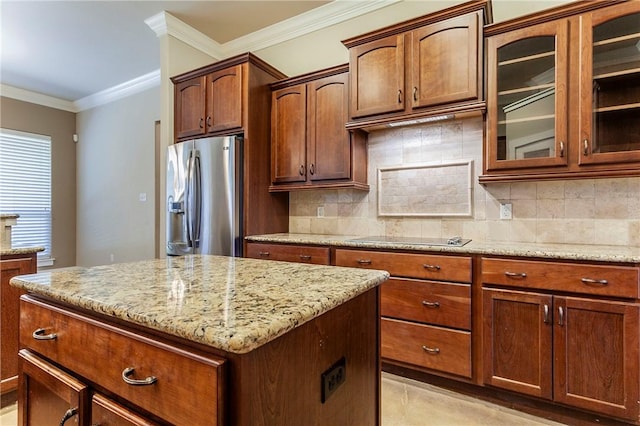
[166,136,243,257]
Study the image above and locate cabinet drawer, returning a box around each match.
[481,258,640,298]
[246,242,330,265]
[381,318,471,378]
[20,296,225,426]
[335,249,471,283]
[381,278,470,330]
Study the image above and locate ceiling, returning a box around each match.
[0,0,573,107]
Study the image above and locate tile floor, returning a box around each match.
[0,373,565,425]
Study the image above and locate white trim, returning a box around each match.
[0,84,77,112]
[74,69,161,111]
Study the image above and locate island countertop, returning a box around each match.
[10,254,389,354]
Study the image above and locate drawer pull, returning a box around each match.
[504,271,527,279]
[299,254,312,260]
[423,264,441,271]
[421,301,440,308]
[421,345,440,355]
[122,367,157,386]
[33,328,57,340]
[59,407,78,426]
[258,251,270,257]
[558,306,565,326]
[581,277,608,286]
[357,259,372,265]
[543,304,550,324]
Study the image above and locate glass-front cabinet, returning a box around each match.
[486,20,569,171]
[579,3,640,165]
[483,1,640,181]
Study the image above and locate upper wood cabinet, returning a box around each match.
[482,0,640,182]
[269,65,368,191]
[343,0,490,129]
[174,65,243,140]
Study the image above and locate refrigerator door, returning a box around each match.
[166,140,193,256]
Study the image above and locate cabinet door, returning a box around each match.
[271,85,307,184]
[578,2,640,166]
[486,20,569,171]
[18,350,88,426]
[554,297,639,421]
[482,288,553,399]
[92,393,158,426]
[206,64,243,133]
[307,72,351,181]
[174,76,206,140]
[349,34,405,118]
[411,12,480,108]
[1,256,34,394]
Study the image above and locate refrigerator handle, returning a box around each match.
[185,150,193,247]
[192,153,202,248]
[186,149,201,249]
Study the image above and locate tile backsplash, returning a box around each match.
[289,116,640,247]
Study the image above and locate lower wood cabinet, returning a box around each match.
[482,258,640,422]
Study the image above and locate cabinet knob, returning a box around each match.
[299,254,312,260]
[59,407,78,426]
[581,277,608,286]
[398,89,402,103]
[423,264,441,271]
[558,306,565,326]
[357,259,372,265]
[299,164,305,176]
[504,271,527,279]
[583,139,589,156]
[413,87,418,102]
[207,116,212,128]
[559,141,564,158]
[309,163,315,175]
[421,300,440,308]
[32,327,57,340]
[199,117,204,129]
[258,251,270,257]
[421,345,440,355]
[122,367,158,386]
[543,304,550,324]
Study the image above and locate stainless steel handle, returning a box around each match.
[583,139,589,156]
[357,259,372,265]
[559,141,564,157]
[413,87,418,101]
[33,328,57,340]
[192,154,202,249]
[122,367,157,386]
[59,407,78,426]
[398,89,402,103]
[423,264,441,271]
[421,345,440,355]
[186,150,202,249]
[309,163,315,175]
[581,277,608,285]
[422,301,440,308]
[558,306,564,326]
[543,304,550,324]
[504,271,527,279]
[299,254,312,260]
[258,251,270,257]
[299,164,305,176]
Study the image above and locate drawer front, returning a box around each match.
[381,318,471,378]
[335,249,471,283]
[381,278,470,330]
[482,258,640,298]
[246,242,330,265]
[20,296,225,426]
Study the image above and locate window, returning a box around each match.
[0,128,53,266]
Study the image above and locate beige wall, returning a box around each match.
[0,97,77,268]
[289,117,640,247]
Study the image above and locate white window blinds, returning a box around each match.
[0,128,53,265]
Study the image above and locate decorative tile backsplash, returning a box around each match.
[289,116,640,247]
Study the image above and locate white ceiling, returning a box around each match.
[0,0,574,108]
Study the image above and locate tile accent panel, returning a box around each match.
[289,117,640,247]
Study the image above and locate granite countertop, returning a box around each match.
[10,255,389,354]
[1,246,45,256]
[245,233,640,264]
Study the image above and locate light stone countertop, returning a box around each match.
[245,233,640,264]
[1,246,44,256]
[10,255,389,354]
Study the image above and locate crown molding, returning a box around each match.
[224,0,401,54]
[0,84,77,113]
[74,69,160,111]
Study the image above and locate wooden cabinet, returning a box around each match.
[245,242,330,265]
[269,65,368,191]
[335,248,472,379]
[1,252,37,398]
[174,65,242,140]
[342,1,489,129]
[172,53,290,241]
[482,0,640,182]
[19,295,226,425]
[482,257,640,422]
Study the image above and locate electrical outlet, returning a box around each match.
[499,202,513,220]
[317,206,325,217]
[321,357,346,403]
[139,192,147,202]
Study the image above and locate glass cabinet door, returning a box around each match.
[486,20,569,171]
[579,3,640,165]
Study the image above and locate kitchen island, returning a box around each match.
[11,255,389,425]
